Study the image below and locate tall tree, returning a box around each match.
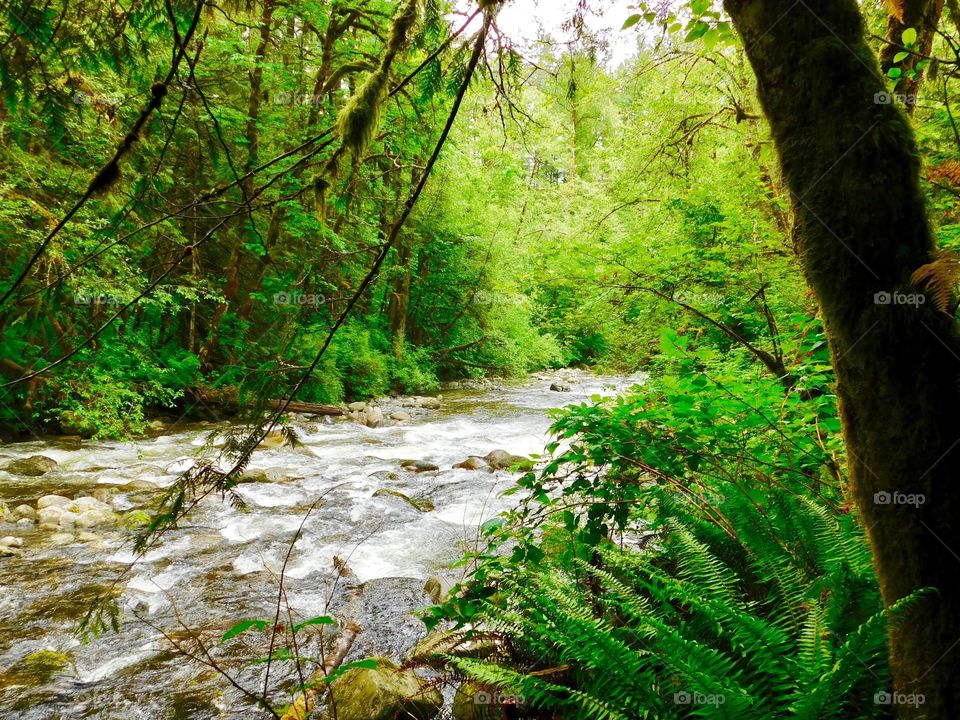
[724,0,960,716]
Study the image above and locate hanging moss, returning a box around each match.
[336,0,419,158]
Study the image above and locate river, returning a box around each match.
[0,372,642,719]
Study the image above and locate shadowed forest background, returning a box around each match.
[3,0,960,718]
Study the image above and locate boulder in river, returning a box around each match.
[10,650,73,683]
[0,536,24,548]
[38,506,67,527]
[37,494,71,510]
[372,488,434,512]
[400,459,439,473]
[3,455,58,476]
[348,401,368,412]
[390,411,412,422]
[326,658,442,720]
[362,406,384,428]
[13,504,36,521]
[454,456,486,471]
[483,450,534,472]
[48,533,76,547]
[549,381,572,392]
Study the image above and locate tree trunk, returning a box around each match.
[879,0,945,112]
[724,1,960,716]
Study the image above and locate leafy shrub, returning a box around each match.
[426,334,914,719]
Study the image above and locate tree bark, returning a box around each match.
[879,0,945,112]
[724,1,960,716]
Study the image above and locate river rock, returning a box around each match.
[0,544,22,557]
[68,497,109,514]
[38,506,67,527]
[48,533,76,547]
[16,518,33,527]
[74,509,116,529]
[257,430,289,450]
[120,510,152,529]
[91,488,116,504]
[326,658,442,720]
[12,650,72,683]
[37,495,71,510]
[362,406,384,428]
[454,456,486,471]
[0,536,23,548]
[483,450,534,472]
[348,401,368,412]
[58,435,83,450]
[549,382,571,392]
[417,396,442,409]
[13,504,36,521]
[389,411,412,422]
[400,460,439,473]
[372,488,434,512]
[240,468,288,484]
[2,455,58,476]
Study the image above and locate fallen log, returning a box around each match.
[268,400,344,416]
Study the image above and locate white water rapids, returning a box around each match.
[0,372,642,719]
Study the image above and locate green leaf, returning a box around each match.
[901,27,917,45]
[221,619,268,643]
[685,21,710,42]
[893,51,910,63]
[293,616,336,633]
[887,67,902,79]
[323,658,379,684]
[691,0,711,15]
[622,13,642,29]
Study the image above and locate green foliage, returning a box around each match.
[424,334,910,718]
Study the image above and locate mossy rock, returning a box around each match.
[373,488,434,512]
[327,658,442,720]
[2,455,58,476]
[12,650,72,683]
[120,510,152,529]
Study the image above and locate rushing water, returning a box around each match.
[0,372,642,719]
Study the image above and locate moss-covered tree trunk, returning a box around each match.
[724,1,960,716]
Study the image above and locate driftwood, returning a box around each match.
[267,400,344,416]
[280,621,362,720]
